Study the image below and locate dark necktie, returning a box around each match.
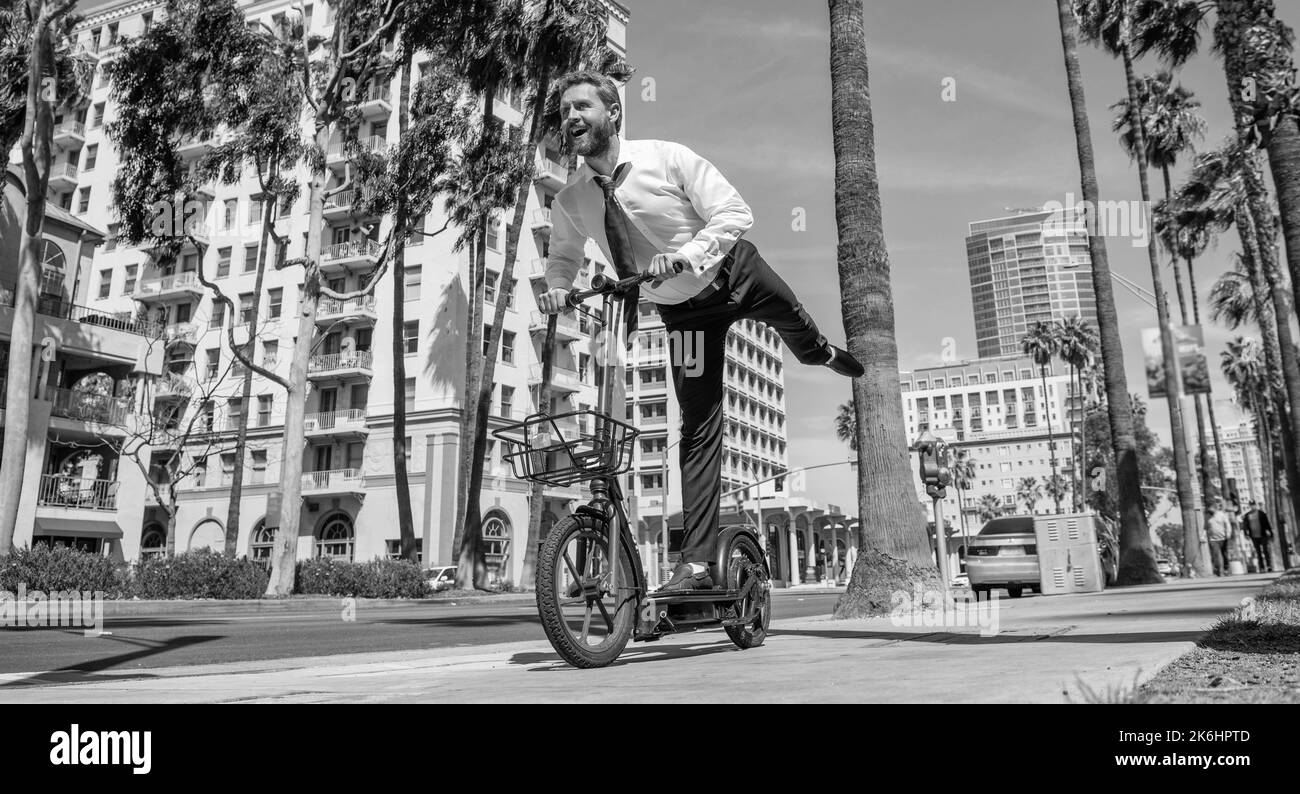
[592,163,639,347]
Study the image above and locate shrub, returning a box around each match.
[134,548,268,599]
[295,557,427,598]
[0,544,132,598]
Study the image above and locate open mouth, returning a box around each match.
[568,125,588,140]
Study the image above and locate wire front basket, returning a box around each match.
[492,409,640,487]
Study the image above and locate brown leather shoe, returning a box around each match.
[656,563,714,593]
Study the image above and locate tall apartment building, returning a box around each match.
[1218,418,1267,505]
[42,0,633,583]
[1,164,161,558]
[966,207,1098,358]
[899,355,1077,534]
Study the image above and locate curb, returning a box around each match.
[43,592,539,617]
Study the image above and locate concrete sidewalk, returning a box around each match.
[0,573,1273,703]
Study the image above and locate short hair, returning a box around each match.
[551,70,622,133]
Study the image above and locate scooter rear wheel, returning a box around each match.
[723,533,771,649]
[536,513,638,668]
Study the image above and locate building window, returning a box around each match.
[249,198,263,226]
[205,348,220,379]
[142,11,153,33]
[123,264,137,295]
[385,539,423,564]
[141,525,166,560]
[84,144,98,171]
[77,187,91,214]
[316,513,355,561]
[239,293,255,325]
[405,267,421,300]
[262,340,278,368]
[501,330,514,364]
[228,397,243,427]
[257,394,273,426]
[250,449,267,485]
[485,270,498,303]
[216,247,231,278]
[244,244,259,273]
[486,219,500,251]
[97,269,111,299]
[404,377,415,412]
[92,102,105,127]
[404,435,413,463]
[209,301,225,330]
[268,288,282,319]
[482,513,510,582]
[500,385,514,417]
[403,320,419,355]
[250,520,275,566]
[222,199,237,230]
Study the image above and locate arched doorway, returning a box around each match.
[189,519,224,552]
[249,519,276,567]
[482,511,511,585]
[316,513,355,561]
[141,523,166,560]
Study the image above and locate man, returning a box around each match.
[1241,499,1274,572]
[539,71,863,593]
[1205,498,1232,577]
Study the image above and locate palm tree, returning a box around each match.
[834,399,858,451]
[1044,473,1071,513]
[1075,0,1202,577]
[1221,336,1284,549]
[952,451,977,557]
[1054,0,1159,584]
[828,0,936,618]
[1021,322,1062,513]
[978,494,1003,523]
[1017,477,1043,515]
[1056,316,1097,510]
[0,0,85,555]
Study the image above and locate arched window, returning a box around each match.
[39,239,67,300]
[316,513,354,561]
[482,512,511,583]
[141,524,166,560]
[189,519,224,552]
[249,519,276,565]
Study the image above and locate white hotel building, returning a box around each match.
[18,0,792,583]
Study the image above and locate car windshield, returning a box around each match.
[978,517,1034,536]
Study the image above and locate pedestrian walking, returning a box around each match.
[1205,498,1232,577]
[1241,500,1274,572]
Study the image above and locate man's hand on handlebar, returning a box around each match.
[649,252,690,285]
[538,287,570,315]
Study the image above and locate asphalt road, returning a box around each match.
[0,591,843,677]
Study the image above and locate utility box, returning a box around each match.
[1034,513,1104,595]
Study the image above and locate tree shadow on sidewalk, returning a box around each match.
[767,627,1206,645]
[0,634,220,687]
[509,639,744,670]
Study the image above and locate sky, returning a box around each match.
[618,0,1298,509]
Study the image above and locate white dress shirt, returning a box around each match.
[544,138,754,304]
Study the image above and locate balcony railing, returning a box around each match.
[326,136,386,160]
[302,468,362,491]
[323,190,355,214]
[318,295,377,318]
[54,119,85,140]
[304,409,368,431]
[135,272,201,298]
[47,386,133,426]
[49,162,79,182]
[321,239,383,264]
[308,350,374,374]
[38,474,119,511]
[153,374,193,399]
[163,321,199,345]
[31,294,163,338]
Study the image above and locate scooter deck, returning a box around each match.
[643,588,740,604]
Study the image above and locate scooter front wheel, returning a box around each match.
[536,513,638,668]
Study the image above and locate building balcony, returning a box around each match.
[304,409,369,439]
[177,134,214,159]
[534,157,569,189]
[135,272,205,303]
[37,474,119,511]
[302,468,364,496]
[163,321,200,346]
[326,136,386,171]
[316,295,378,327]
[53,119,85,149]
[49,161,79,191]
[528,363,582,394]
[152,374,193,401]
[46,386,134,429]
[320,239,382,275]
[529,311,583,342]
[307,350,374,381]
[322,189,360,221]
[32,295,163,338]
[531,208,553,232]
[358,83,392,120]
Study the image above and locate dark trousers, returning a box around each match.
[1209,539,1228,576]
[656,239,830,564]
[1251,536,1273,571]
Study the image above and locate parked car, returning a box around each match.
[967,514,1117,598]
[424,565,458,593]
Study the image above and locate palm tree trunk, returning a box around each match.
[1040,365,1060,513]
[1054,0,1156,583]
[1120,44,1203,577]
[1264,96,1300,324]
[0,6,62,556]
[223,163,277,556]
[828,0,937,619]
[392,53,417,563]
